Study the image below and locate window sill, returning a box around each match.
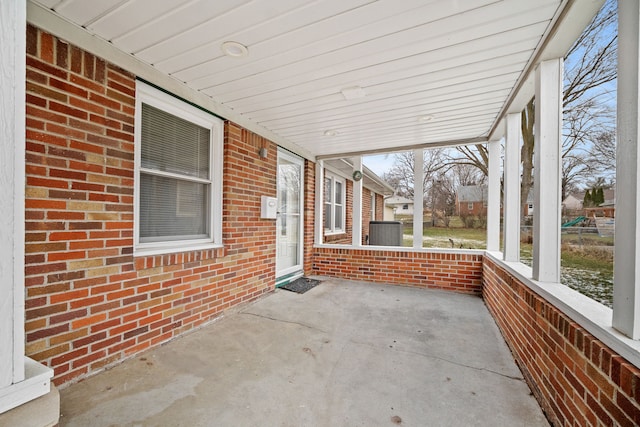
[134,242,223,258]
[485,251,640,370]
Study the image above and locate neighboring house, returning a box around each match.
[524,189,534,217]
[456,185,487,216]
[385,196,414,217]
[383,201,396,221]
[566,189,615,217]
[603,188,616,206]
[562,192,584,211]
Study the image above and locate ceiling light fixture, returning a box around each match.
[340,86,366,100]
[324,130,339,137]
[418,114,434,122]
[221,41,248,58]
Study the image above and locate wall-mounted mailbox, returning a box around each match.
[261,196,277,219]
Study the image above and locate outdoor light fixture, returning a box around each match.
[324,130,339,137]
[221,41,248,58]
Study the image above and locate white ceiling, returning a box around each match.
[30,0,591,159]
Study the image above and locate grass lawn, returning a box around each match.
[398,223,614,307]
[401,225,487,249]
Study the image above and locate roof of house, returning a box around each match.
[457,185,487,202]
[324,158,395,196]
[385,196,413,206]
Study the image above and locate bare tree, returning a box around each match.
[453,0,617,215]
[451,144,489,177]
[383,149,446,202]
[588,129,616,174]
[430,173,457,227]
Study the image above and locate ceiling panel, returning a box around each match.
[86,0,183,40]
[226,37,538,112]
[170,0,495,84]
[31,0,567,159]
[53,0,124,26]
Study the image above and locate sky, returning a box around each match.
[363,153,394,177]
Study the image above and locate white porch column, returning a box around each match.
[0,0,54,416]
[532,59,563,283]
[352,157,363,246]
[613,0,640,339]
[314,160,324,245]
[486,139,501,252]
[503,113,521,262]
[413,149,424,249]
[0,0,25,391]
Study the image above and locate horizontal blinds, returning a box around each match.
[139,102,212,242]
[139,174,209,241]
[141,103,210,179]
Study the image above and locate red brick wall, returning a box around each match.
[483,256,640,426]
[362,188,372,245]
[457,199,487,217]
[303,160,315,274]
[312,247,483,295]
[375,194,384,221]
[24,25,276,386]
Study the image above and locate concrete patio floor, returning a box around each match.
[58,278,548,426]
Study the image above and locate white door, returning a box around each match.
[276,150,304,283]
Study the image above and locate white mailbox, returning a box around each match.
[261,196,277,219]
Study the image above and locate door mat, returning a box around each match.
[280,277,321,294]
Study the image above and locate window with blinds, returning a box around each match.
[134,82,223,254]
[324,173,345,234]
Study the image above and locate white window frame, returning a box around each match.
[468,202,474,211]
[133,81,223,256]
[324,172,346,234]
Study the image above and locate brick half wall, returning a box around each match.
[312,247,483,295]
[483,256,640,426]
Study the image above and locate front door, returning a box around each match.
[276,150,304,284]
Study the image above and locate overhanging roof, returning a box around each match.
[324,159,395,196]
[28,0,604,161]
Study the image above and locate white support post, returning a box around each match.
[0,0,25,391]
[532,59,563,283]
[352,157,363,247]
[413,149,424,249]
[487,139,501,252]
[0,0,54,416]
[314,160,324,245]
[503,113,521,262]
[613,0,640,339]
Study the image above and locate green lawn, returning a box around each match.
[401,224,487,249]
[397,224,614,307]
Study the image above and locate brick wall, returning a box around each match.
[483,256,640,426]
[312,247,483,295]
[375,193,384,221]
[24,25,276,386]
[303,160,315,275]
[362,188,372,245]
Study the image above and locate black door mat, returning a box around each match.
[280,277,321,294]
